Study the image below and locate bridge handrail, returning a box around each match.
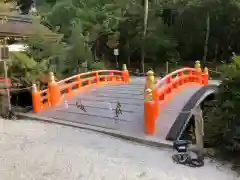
[155,67,197,89]
[32,65,130,113]
[57,70,123,85]
[144,61,209,135]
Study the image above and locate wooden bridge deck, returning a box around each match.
[20,78,219,147]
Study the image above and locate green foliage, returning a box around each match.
[32,0,240,71]
[204,56,240,166]
[215,55,240,78]
[22,0,240,79]
[27,36,64,62]
[25,32,67,76]
[89,61,106,71]
[204,72,240,155]
[45,1,78,38]
[8,52,48,86]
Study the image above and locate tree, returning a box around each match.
[8,51,48,86]
[141,0,149,73]
[25,30,66,78]
[37,0,126,69]
[33,0,240,72]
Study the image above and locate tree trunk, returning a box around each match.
[127,55,131,68]
[214,43,218,63]
[126,41,131,67]
[141,0,149,73]
[93,45,97,61]
[203,12,210,63]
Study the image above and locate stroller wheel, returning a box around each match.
[172,154,188,164]
[189,158,204,167]
[172,154,180,164]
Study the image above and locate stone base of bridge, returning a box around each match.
[17,112,173,149]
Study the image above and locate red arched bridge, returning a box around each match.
[22,61,220,145]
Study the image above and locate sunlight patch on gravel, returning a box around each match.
[0,119,238,180]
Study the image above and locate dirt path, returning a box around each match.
[0,119,238,180]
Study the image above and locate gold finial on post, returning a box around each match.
[144,88,153,102]
[144,70,155,102]
[32,84,38,92]
[203,67,208,75]
[122,64,127,71]
[147,70,154,76]
[147,70,155,89]
[49,72,55,83]
[195,61,201,72]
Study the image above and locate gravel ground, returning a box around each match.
[0,119,238,180]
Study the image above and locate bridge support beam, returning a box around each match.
[193,106,204,157]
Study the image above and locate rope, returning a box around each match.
[208,69,221,74]
[6,86,47,92]
[10,86,32,91]
[162,109,195,114]
[139,106,204,114]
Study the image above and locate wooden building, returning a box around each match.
[0,1,59,42]
[0,12,60,43]
[0,3,60,115]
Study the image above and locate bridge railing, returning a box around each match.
[32,64,130,113]
[144,61,209,135]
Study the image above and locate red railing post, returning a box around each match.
[48,72,61,106]
[166,76,172,93]
[177,71,183,86]
[122,64,130,84]
[77,76,82,89]
[104,75,107,82]
[95,71,100,84]
[195,60,202,83]
[113,73,116,82]
[152,89,159,119]
[202,67,209,85]
[32,84,41,113]
[144,70,158,135]
[144,99,156,135]
[109,72,114,82]
[187,69,192,83]
[88,79,91,85]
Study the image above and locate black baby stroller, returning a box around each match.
[172,140,204,168]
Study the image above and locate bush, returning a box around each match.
[205,73,240,150]
[8,52,48,87]
[88,61,106,71]
[216,55,240,79]
[204,57,240,167]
